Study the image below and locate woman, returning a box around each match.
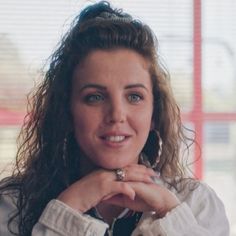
[0,1,229,235]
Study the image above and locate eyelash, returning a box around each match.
[84,94,104,103]
[127,93,143,103]
[83,93,144,104]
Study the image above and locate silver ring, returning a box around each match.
[115,168,126,181]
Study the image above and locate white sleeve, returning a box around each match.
[133,182,230,236]
[32,200,109,236]
[0,192,18,236]
[0,192,108,236]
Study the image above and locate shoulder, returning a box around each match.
[176,179,222,203]
[175,179,228,221]
[165,180,229,234]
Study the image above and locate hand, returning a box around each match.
[104,178,180,218]
[57,164,157,213]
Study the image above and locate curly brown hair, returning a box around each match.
[0,1,195,235]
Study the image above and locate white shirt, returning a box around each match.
[0,180,230,235]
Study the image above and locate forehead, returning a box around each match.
[72,49,151,86]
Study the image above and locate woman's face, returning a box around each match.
[71,49,153,169]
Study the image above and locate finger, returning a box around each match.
[113,165,159,183]
[104,194,137,210]
[114,182,136,200]
[151,175,164,186]
[101,194,115,201]
[127,164,158,177]
[104,194,127,206]
[103,181,136,201]
[124,172,155,184]
[104,194,150,212]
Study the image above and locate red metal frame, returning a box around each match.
[192,0,203,179]
[184,0,236,179]
[0,109,24,126]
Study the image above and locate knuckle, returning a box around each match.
[99,180,109,193]
[143,174,151,182]
[118,181,128,190]
[139,165,147,171]
[143,174,150,179]
[98,171,110,181]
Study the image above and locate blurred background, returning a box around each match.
[0,0,235,234]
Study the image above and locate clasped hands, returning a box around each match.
[58,164,180,218]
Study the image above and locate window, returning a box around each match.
[0,0,235,234]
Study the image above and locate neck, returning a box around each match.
[96,202,125,225]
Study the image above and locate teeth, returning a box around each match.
[105,136,126,142]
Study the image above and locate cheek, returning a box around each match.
[72,114,94,149]
[133,108,153,137]
[72,107,102,139]
[139,103,153,127]
[71,106,87,134]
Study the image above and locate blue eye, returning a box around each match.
[128,94,142,103]
[85,94,104,103]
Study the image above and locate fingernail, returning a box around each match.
[155,171,161,177]
[132,194,135,200]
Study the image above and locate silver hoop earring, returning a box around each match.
[152,130,162,168]
[140,130,163,169]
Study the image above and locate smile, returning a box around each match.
[104,136,126,142]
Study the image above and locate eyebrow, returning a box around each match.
[79,83,148,92]
[125,84,148,91]
[79,84,106,92]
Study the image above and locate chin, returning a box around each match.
[91,153,139,170]
[96,160,135,170]
[96,163,120,170]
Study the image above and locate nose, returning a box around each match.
[104,99,126,124]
